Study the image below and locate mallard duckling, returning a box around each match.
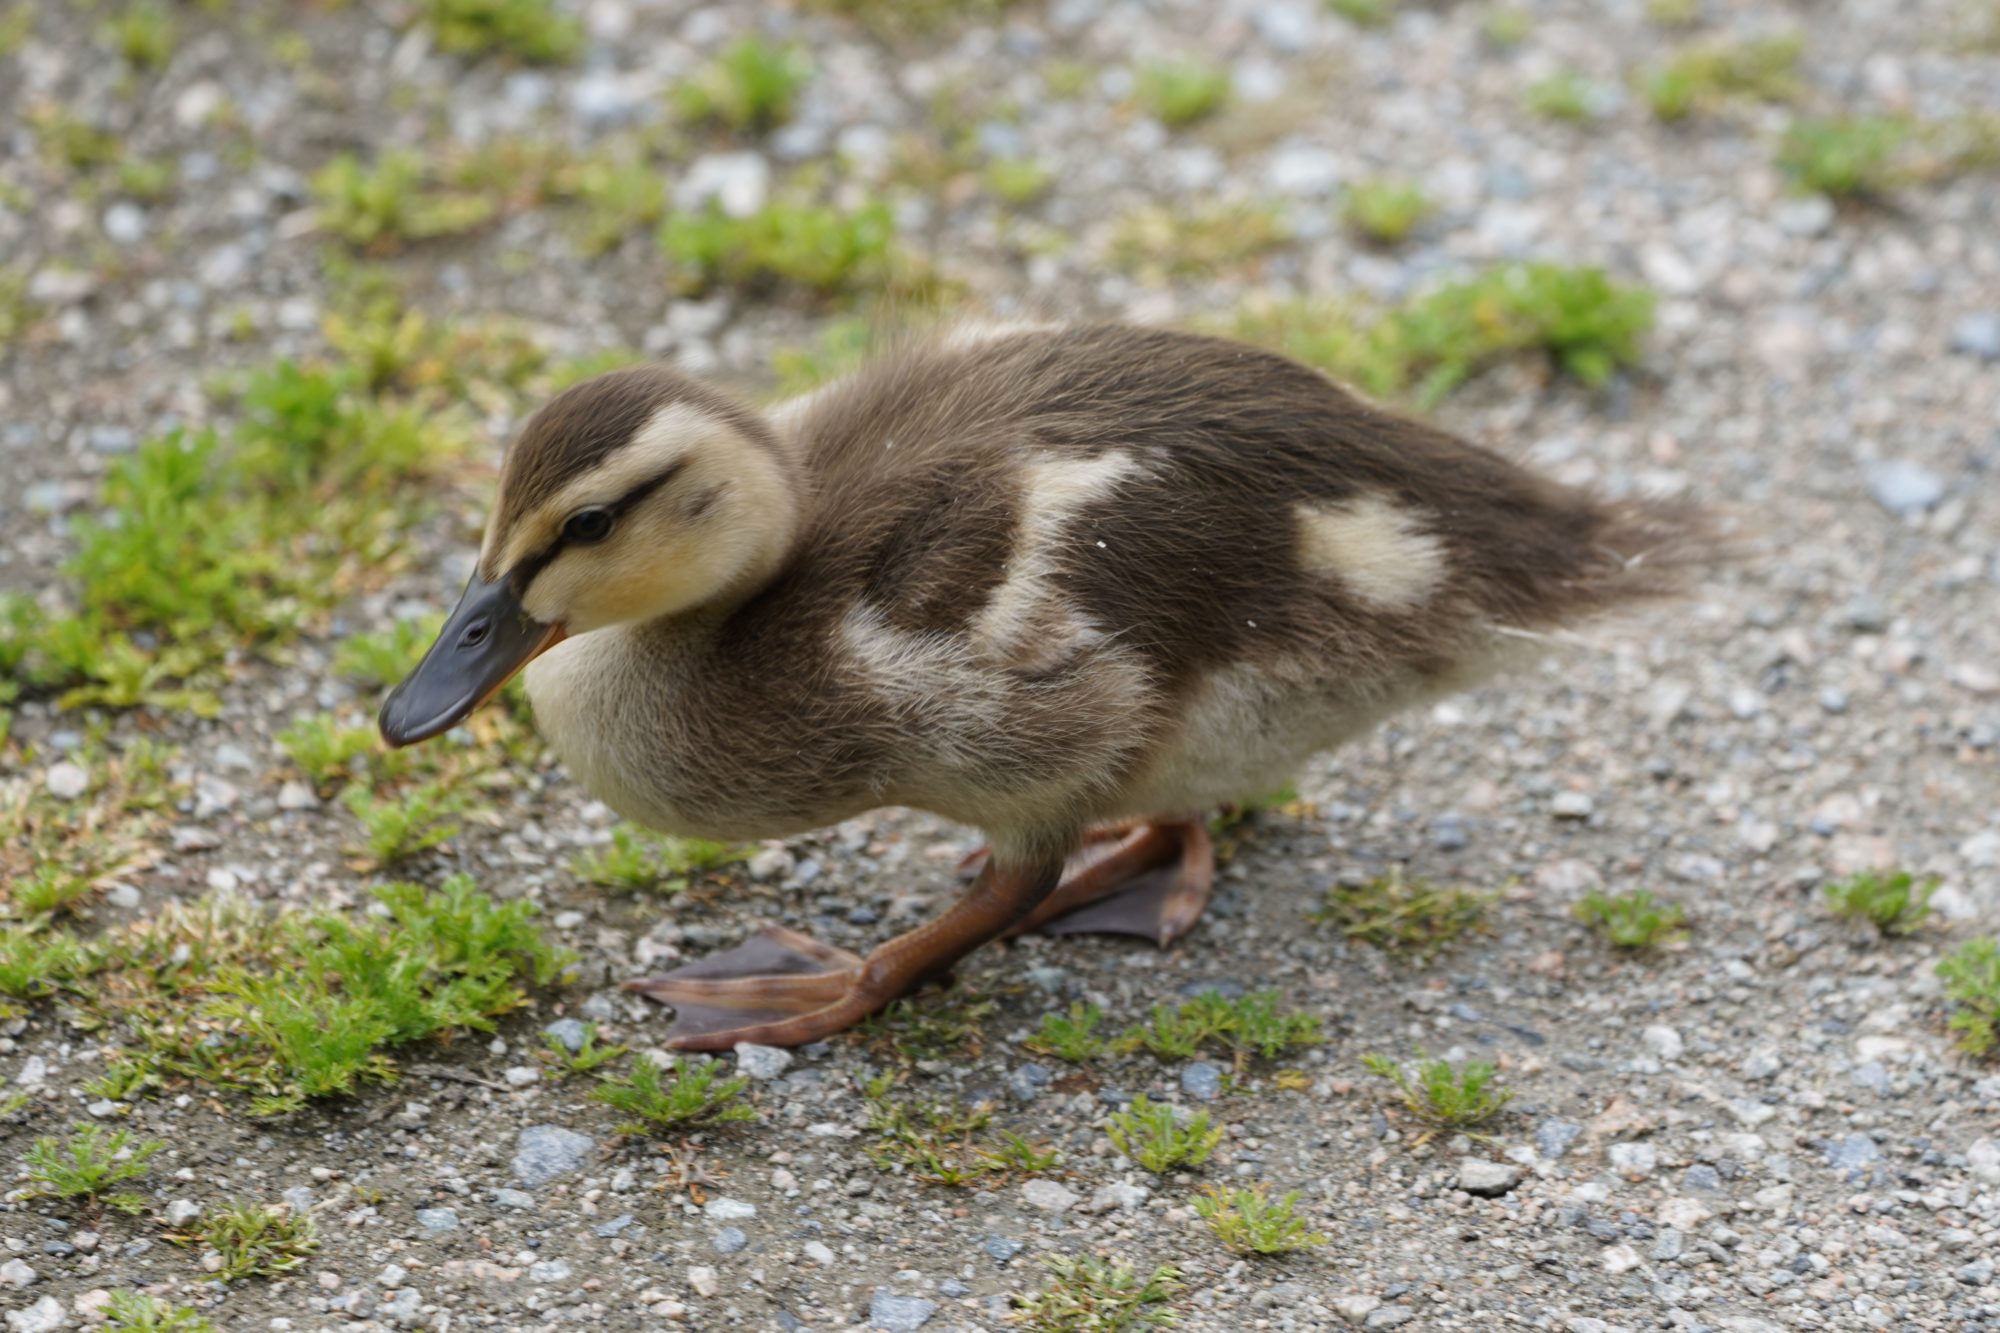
[379,322,1703,1049]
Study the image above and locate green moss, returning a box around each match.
[675,36,811,134]
[102,1291,218,1333]
[1824,869,1938,937]
[1109,201,1289,279]
[1525,71,1600,124]
[1938,938,2000,1058]
[1315,867,1494,960]
[421,0,582,63]
[595,1054,757,1133]
[1777,114,1912,198]
[661,198,900,297]
[1024,1001,1107,1063]
[1327,0,1396,26]
[312,149,497,251]
[1106,1095,1223,1173]
[167,1201,318,1282]
[1195,1184,1329,1255]
[571,826,746,892]
[1640,34,1803,122]
[102,1,177,70]
[1117,990,1321,1065]
[1362,1051,1512,1142]
[1574,888,1688,949]
[983,157,1055,206]
[1135,59,1231,128]
[1342,177,1436,244]
[23,1123,162,1213]
[1228,261,1654,406]
[1014,1255,1180,1332]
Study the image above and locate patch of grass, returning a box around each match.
[1645,0,1700,25]
[1025,1001,1107,1063]
[0,264,38,346]
[102,1,176,70]
[1777,114,1912,198]
[984,157,1055,207]
[0,6,33,56]
[1105,1095,1223,1174]
[341,780,467,865]
[1363,1051,1512,1143]
[1640,34,1803,122]
[863,1077,1058,1186]
[1938,939,2000,1058]
[11,864,100,920]
[1135,60,1231,128]
[278,715,376,790]
[857,990,999,1062]
[1525,71,1603,124]
[30,107,120,173]
[1824,870,1938,937]
[23,1124,162,1214]
[182,878,570,1115]
[771,316,873,396]
[572,827,747,893]
[661,198,900,298]
[1574,888,1688,949]
[541,1022,627,1077]
[1195,1184,1329,1255]
[1481,6,1532,47]
[1343,178,1435,245]
[1117,990,1321,1065]
[1314,867,1492,961]
[167,1201,319,1283]
[1328,0,1395,26]
[676,36,811,134]
[803,0,1023,41]
[1228,262,1653,405]
[0,926,99,999]
[594,1054,757,1134]
[102,1292,218,1333]
[3,358,468,716]
[335,617,443,690]
[552,150,668,257]
[1014,1255,1181,1332]
[421,0,582,63]
[312,150,498,252]
[1109,201,1289,280]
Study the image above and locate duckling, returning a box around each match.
[379,321,1704,1050]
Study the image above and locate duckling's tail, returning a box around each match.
[1466,485,1726,636]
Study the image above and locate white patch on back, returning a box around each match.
[1294,494,1447,610]
[972,451,1141,669]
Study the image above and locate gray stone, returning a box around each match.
[1087,1181,1149,1213]
[164,1200,202,1227]
[1457,1158,1520,1196]
[1332,1295,1381,1324]
[734,1042,792,1080]
[493,1188,535,1210]
[44,762,88,800]
[1364,1308,1417,1329]
[868,1290,937,1332]
[5,1295,66,1333]
[1008,1063,1051,1102]
[512,1125,596,1187]
[1866,459,1945,514]
[527,1258,572,1283]
[703,1196,756,1221]
[1956,1256,1993,1286]
[542,1019,588,1054]
[1180,1061,1223,1101]
[1551,791,1594,819]
[0,1259,38,1287]
[415,1207,458,1232]
[595,1214,636,1238]
[282,1187,314,1215]
[1824,1132,1879,1173]
[1536,1119,1584,1159]
[712,1226,747,1254]
[1950,312,2000,362]
[983,1235,1023,1264]
[1609,1142,1659,1178]
[1020,1179,1078,1213]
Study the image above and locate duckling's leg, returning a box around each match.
[627,856,1065,1050]
[1008,820,1214,947]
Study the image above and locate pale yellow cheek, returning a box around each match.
[1294,496,1447,610]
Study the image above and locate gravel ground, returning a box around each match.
[5,0,2000,1330]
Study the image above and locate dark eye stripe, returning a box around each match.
[508,460,688,594]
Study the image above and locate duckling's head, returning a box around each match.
[378,365,795,747]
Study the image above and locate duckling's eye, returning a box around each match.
[563,509,614,545]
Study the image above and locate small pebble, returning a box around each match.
[712,1227,747,1254]
[867,1289,938,1332]
[1456,1159,1519,1196]
[44,763,88,801]
[415,1208,458,1233]
[1179,1061,1223,1101]
[734,1043,793,1080]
